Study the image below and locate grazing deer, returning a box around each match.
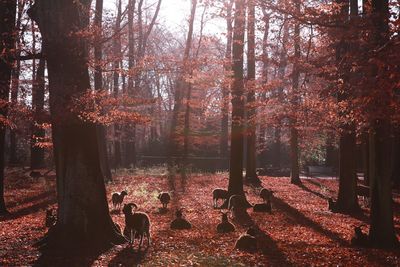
[111,190,128,210]
[212,188,228,208]
[158,192,171,209]
[259,188,274,203]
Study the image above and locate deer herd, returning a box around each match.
[103,186,276,253]
[42,182,369,253]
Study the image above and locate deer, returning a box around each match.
[259,188,274,203]
[111,190,128,210]
[212,188,228,208]
[351,226,369,247]
[234,227,258,253]
[122,203,151,250]
[170,209,192,230]
[158,192,171,209]
[216,211,235,233]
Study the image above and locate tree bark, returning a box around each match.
[335,0,360,212]
[29,0,124,247]
[290,0,301,185]
[273,20,288,169]
[30,57,46,170]
[258,7,270,167]
[244,0,258,183]
[368,0,398,247]
[94,0,112,182]
[220,0,233,169]
[125,0,136,168]
[228,0,246,196]
[169,0,197,166]
[113,0,122,168]
[183,0,199,167]
[9,1,24,166]
[0,0,16,215]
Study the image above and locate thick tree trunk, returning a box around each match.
[336,129,359,212]
[367,0,398,247]
[290,0,301,185]
[334,0,359,211]
[245,0,258,183]
[220,0,233,169]
[392,129,400,188]
[369,121,398,247]
[0,0,17,215]
[30,57,46,170]
[227,0,246,196]
[29,0,124,247]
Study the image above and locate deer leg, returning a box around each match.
[139,234,143,250]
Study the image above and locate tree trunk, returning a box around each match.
[369,121,398,247]
[182,0,197,167]
[169,0,197,166]
[367,0,398,248]
[29,0,124,247]
[335,0,360,212]
[336,128,359,212]
[0,0,16,215]
[258,7,270,167]
[30,57,46,170]
[227,0,246,196]
[273,21,288,169]
[220,0,233,169]
[125,0,136,168]
[245,0,258,183]
[290,0,301,185]
[94,0,112,182]
[113,0,122,168]
[9,0,24,166]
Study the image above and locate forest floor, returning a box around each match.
[1,167,400,266]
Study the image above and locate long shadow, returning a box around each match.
[5,190,55,209]
[272,196,348,246]
[296,183,329,200]
[34,245,109,267]
[251,225,293,266]
[0,198,56,222]
[295,183,370,224]
[108,246,147,267]
[305,179,335,194]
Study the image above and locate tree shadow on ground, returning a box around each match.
[295,182,330,200]
[0,198,56,222]
[272,196,348,246]
[305,179,336,194]
[108,245,147,267]
[34,245,110,267]
[251,224,293,266]
[5,190,55,210]
[294,183,370,224]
